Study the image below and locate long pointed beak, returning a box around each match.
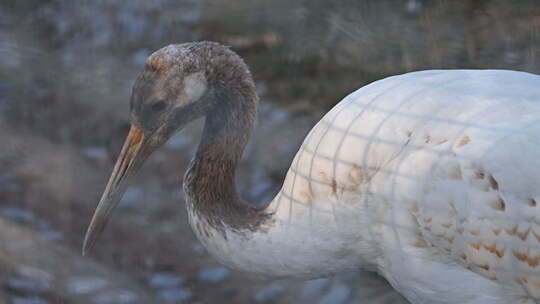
[83,125,148,256]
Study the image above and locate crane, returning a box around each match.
[84,41,540,304]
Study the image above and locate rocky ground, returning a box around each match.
[0,101,408,304]
[0,0,539,303]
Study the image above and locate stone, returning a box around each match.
[15,266,52,284]
[119,187,144,207]
[301,278,331,299]
[166,133,191,149]
[254,283,286,303]
[39,229,64,241]
[6,278,50,294]
[197,267,230,283]
[157,287,192,303]
[93,289,138,304]
[12,298,49,304]
[319,284,351,304]
[148,272,184,289]
[1,207,35,223]
[81,146,107,160]
[66,276,108,294]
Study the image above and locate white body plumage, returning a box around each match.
[188,70,540,304]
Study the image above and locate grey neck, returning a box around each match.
[183,81,270,233]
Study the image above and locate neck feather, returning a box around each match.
[183,80,270,232]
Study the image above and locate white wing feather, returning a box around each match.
[281,70,540,302]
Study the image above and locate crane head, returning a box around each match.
[83,44,214,255]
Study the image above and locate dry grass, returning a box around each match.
[202,0,540,110]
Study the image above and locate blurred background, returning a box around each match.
[1,0,539,303]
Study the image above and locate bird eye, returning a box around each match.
[151,100,167,112]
